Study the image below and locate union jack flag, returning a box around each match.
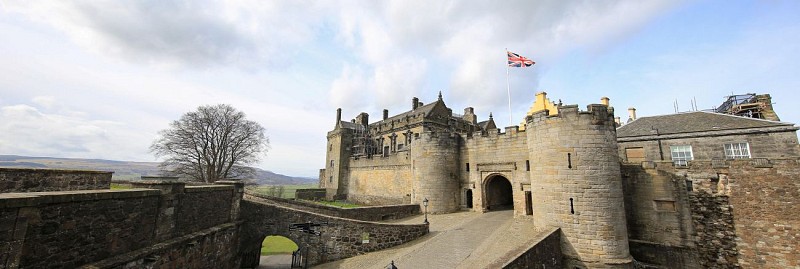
[507,51,535,67]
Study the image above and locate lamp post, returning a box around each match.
[423,197,429,224]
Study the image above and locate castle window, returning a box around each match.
[397,144,404,150]
[329,144,332,151]
[724,142,750,159]
[525,160,530,171]
[330,160,334,168]
[670,145,693,166]
[466,163,470,172]
[329,176,332,183]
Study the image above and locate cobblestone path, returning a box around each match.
[313,210,541,269]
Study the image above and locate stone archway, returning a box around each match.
[484,174,513,211]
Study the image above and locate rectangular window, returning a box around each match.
[330,160,334,168]
[525,160,530,171]
[670,145,693,166]
[329,176,333,183]
[397,144,404,150]
[724,142,751,159]
[466,163,470,172]
[625,147,645,163]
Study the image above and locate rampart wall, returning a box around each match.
[0,168,112,193]
[0,180,243,269]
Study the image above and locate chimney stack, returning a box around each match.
[383,109,389,120]
[628,107,637,121]
[614,116,621,126]
[412,97,419,110]
[601,97,610,106]
[336,108,342,124]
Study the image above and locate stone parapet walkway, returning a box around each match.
[313,210,543,269]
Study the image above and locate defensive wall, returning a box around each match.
[622,158,800,268]
[346,152,413,205]
[246,191,419,221]
[0,180,243,269]
[240,194,429,268]
[0,168,112,193]
[460,126,531,215]
[497,228,562,269]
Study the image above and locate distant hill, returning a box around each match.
[0,155,316,185]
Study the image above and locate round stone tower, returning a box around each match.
[410,130,460,214]
[526,104,632,268]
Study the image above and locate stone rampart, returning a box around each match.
[0,179,244,269]
[0,168,112,193]
[246,191,419,221]
[241,194,429,267]
[497,228,562,269]
[650,158,800,268]
[346,152,413,205]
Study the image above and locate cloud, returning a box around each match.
[326,0,682,113]
[3,0,324,68]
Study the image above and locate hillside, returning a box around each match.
[0,155,316,185]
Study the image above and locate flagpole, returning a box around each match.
[506,50,512,126]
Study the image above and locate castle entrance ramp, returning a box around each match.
[313,210,544,269]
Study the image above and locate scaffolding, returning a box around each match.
[351,124,377,158]
[710,93,779,121]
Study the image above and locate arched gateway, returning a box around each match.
[484,174,513,211]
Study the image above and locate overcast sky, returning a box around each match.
[1,1,799,177]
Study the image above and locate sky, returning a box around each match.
[1,1,799,177]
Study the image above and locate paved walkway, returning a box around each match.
[257,254,292,269]
[313,210,542,269]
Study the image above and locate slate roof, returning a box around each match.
[617,111,794,138]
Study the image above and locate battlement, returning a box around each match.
[465,125,527,141]
[526,104,616,127]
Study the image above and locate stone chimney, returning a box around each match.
[601,97,610,106]
[412,97,419,110]
[628,107,637,121]
[615,116,621,126]
[383,109,389,120]
[336,108,342,125]
[463,107,477,124]
[356,112,369,127]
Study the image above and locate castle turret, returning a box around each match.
[410,131,460,213]
[526,104,632,268]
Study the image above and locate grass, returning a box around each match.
[261,236,298,255]
[249,184,317,199]
[313,200,361,208]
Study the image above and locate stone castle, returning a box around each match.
[320,91,800,268]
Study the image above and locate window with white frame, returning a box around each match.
[724,142,751,159]
[670,145,693,166]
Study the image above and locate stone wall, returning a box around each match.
[0,168,112,193]
[296,188,326,200]
[346,153,412,205]
[461,126,531,215]
[620,164,699,268]
[689,191,740,268]
[0,179,244,269]
[246,191,419,221]
[498,228,562,269]
[644,158,800,268]
[240,195,429,267]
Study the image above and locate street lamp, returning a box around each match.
[423,197,429,224]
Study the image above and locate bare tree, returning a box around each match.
[276,185,285,198]
[150,104,269,183]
